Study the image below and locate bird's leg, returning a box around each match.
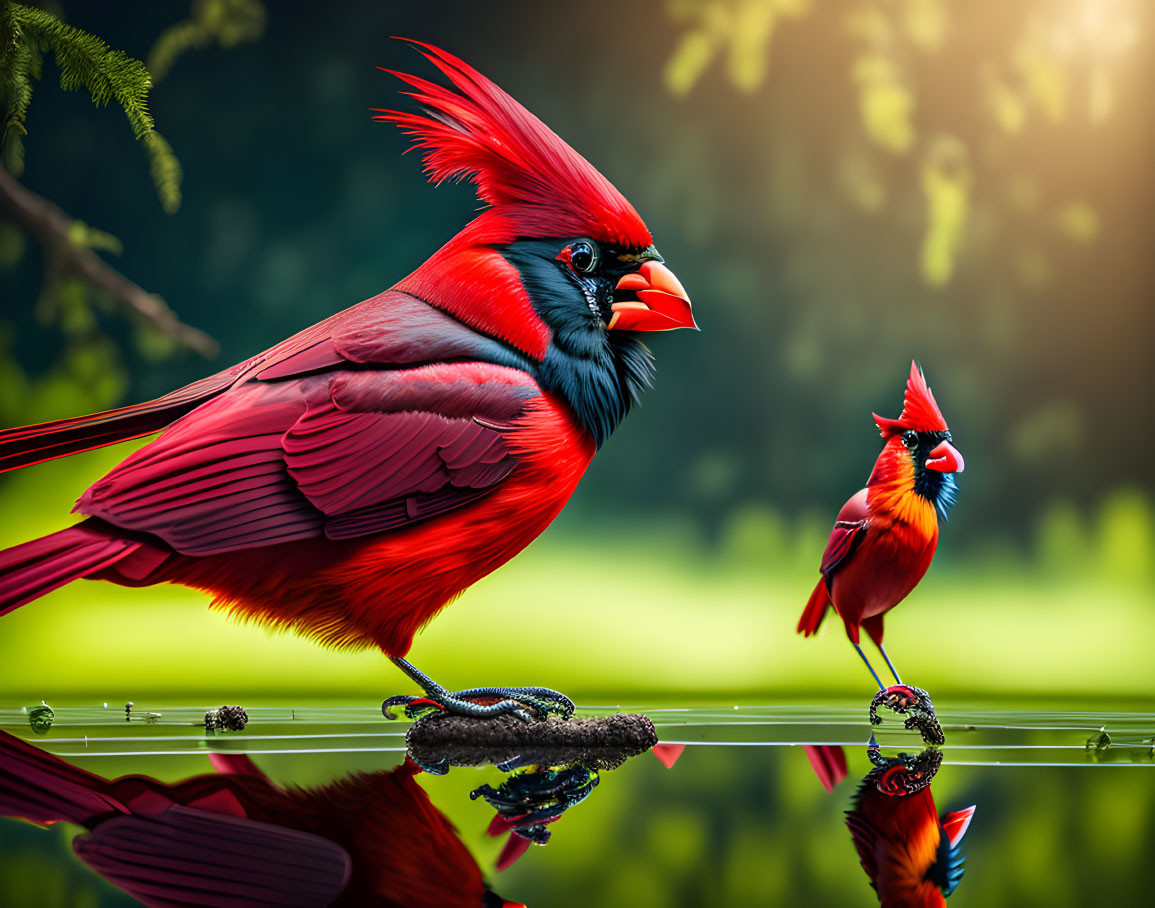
[877,644,903,686]
[853,644,887,692]
[382,656,575,723]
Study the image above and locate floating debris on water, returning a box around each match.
[204,705,249,732]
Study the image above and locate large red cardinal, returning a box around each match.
[797,362,963,690]
[0,729,524,907]
[0,41,696,718]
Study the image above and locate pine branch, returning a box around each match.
[0,2,41,172]
[0,2,182,209]
[0,164,218,358]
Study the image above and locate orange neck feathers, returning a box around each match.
[867,438,939,543]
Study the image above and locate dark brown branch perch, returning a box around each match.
[407,712,659,771]
[0,165,219,358]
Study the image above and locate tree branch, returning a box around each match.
[0,165,219,358]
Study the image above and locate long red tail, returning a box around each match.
[0,728,125,827]
[797,578,831,636]
[0,371,236,474]
[0,522,140,617]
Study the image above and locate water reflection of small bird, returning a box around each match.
[0,729,523,907]
[797,362,964,690]
[0,41,695,719]
[845,750,975,908]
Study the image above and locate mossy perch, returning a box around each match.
[407,712,658,772]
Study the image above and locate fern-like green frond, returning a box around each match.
[146,19,204,84]
[14,3,155,137]
[0,2,182,210]
[0,2,42,174]
[141,129,182,214]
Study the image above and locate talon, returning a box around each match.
[411,755,450,775]
[385,657,574,723]
[382,695,414,720]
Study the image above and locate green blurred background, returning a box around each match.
[1,0,1153,701]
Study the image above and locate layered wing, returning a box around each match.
[77,362,540,556]
[819,488,870,585]
[282,367,534,540]
[0,290,532,475]
[73,804,351,907]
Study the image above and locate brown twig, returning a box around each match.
[0,165,219,358]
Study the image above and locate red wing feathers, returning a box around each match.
[0,370,241,474]
[0,728,126,827]
[798,490,870,637]
[0,291,527,476]
[77,364,539,556]
[72,805,352,908]
[820,488,870,583]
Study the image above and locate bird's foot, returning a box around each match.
[869,684,945,746]
[866,735,944,795]
[382,685,575,723]
[383,656,575,723]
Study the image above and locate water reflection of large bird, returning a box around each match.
[0,729,523,907]
[797,362,964,690]
[0,41,695,717]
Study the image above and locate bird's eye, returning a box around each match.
[568,240,598,274]
[902,430,919,449]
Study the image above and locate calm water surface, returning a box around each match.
[1,700,1151,906]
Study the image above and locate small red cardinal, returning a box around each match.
[0,729,524,907]
[797,362,963,689]
[0,41,695,717]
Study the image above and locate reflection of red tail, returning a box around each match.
[651,743,685,769]
[797,579,831,636]
[0,522,140,617]
[804,745,848,793]
[487,814,534,871]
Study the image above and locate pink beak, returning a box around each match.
[608,260,697,332]
[925,440,964,473]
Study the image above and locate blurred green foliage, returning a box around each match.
[146,0,265,84]
[0,437,1150,700]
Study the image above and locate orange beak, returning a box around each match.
[925,440,964,473]
[608,260,697,332]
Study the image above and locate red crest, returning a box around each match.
[873,361,950,436]
[374,40,653,249]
